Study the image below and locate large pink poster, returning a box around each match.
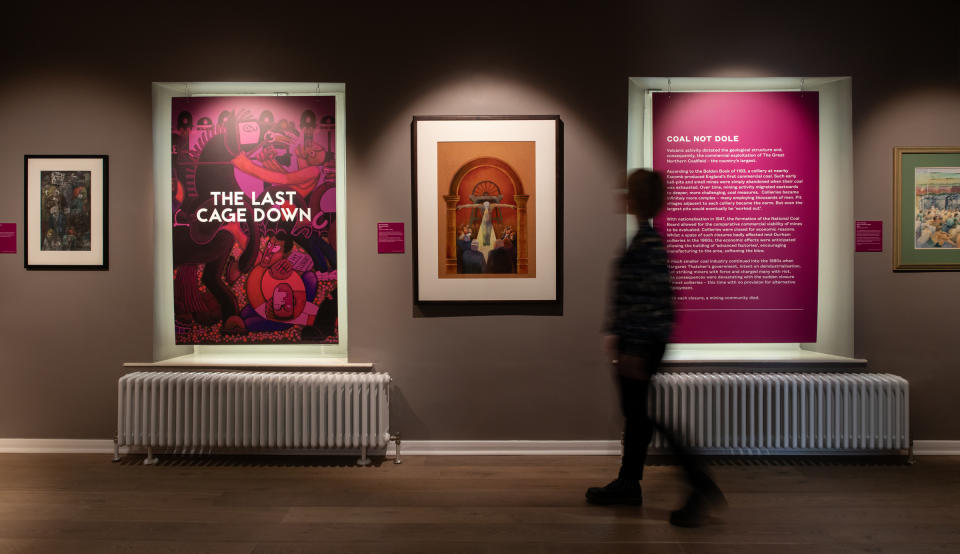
[171,96,338,345]
[652,92,819,342]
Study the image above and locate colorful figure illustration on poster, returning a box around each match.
[39,170,92,251]
[914,167,960,249]
[437,142,536,278]
[170,96,337,344]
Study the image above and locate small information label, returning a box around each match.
[377,222,404,254]
[855,221,882,252]
[0,223,15,254]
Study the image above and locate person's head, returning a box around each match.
[626,169,667,219]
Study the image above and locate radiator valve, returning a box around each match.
[391,432,402,464]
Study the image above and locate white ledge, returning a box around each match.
[663,345,866,366]
[124,353,373,369]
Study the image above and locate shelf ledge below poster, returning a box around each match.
[663,346,866,369]
[124,353,370,370]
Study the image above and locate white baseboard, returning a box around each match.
[1,439,957,456]
[0,439,621,456]
[911,440,960,456]
[400,441,621,456]
[0,439,117,454]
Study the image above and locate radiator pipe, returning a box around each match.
[357,446,372,466]
[392,432,402,464]
[143,446,158,466]
[112,434,120,462]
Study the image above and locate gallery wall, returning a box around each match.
[1,2,958,440]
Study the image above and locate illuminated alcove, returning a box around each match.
[628,77,858,365]
[144,82,354,367]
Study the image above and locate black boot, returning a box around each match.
[669,484,726,527]
[585,478,643,506]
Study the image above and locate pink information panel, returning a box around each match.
[855,221,882,252]
[378,222,405,254]
[652,91,819,342]
[0,223,14,254]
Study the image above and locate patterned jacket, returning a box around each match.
[607,223,674,354]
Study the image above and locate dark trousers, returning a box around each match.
[617,344,716,492]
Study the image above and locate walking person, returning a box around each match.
[585,169,726,527]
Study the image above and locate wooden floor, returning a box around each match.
[0,453,957,553]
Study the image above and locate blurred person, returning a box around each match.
[585,169,725,527]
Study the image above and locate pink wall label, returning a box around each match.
[855,221,882,252]
[0,223,15,254]
[378,222,404,254]
[652,91,819,343]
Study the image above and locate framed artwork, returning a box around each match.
[411,115,563,303]
[894,147,960,270]
[24,155,108,270]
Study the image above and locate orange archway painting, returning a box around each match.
[436,141,536,278]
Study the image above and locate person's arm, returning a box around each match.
[612,234,673,353]
[604,334,619,363]
[232,152,322,194]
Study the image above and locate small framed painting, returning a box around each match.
[24,155,108,270]
[894,147,960,270]
[411,115,563,303]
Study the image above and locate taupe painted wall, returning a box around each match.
[1,3,958,440]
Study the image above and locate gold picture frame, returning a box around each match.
[894,146,960,270]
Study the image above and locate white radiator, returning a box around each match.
[116,371,391,463]
[649,373,909,454]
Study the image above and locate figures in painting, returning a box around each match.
[914,168,960,249]
[455,224,519,274]
[462,240,485,274]
[39,170,91,251]
[915,206,960,249]
[172,108,264,336]
[456,200,516,262]
[440,153,532,278]
[239,232,336,341]
[455,225,472,272]
[452,204,519,274]
[486,239,514,274]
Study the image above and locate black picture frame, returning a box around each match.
[411,115,563,305]
[24,154,109,270]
